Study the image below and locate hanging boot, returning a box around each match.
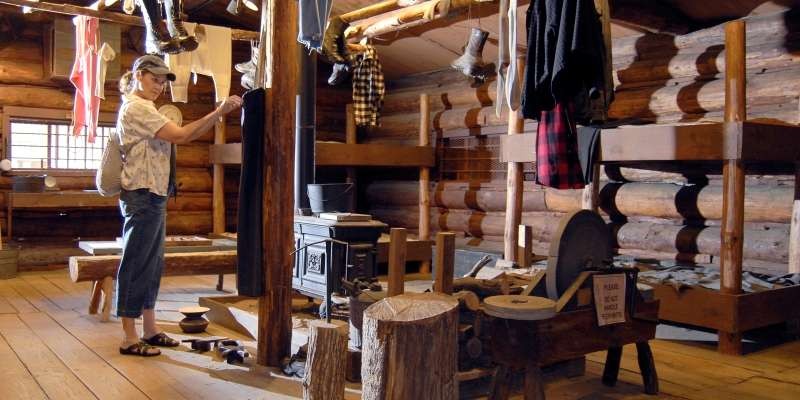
[164,0,198,52]
[138,0,180,55]
[321,16,351,86]
[451,27,490,81]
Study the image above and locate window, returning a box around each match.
[2,107,116,171]
[9,120,115,170]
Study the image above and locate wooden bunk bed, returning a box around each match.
[500,20,800,354]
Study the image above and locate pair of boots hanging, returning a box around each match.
[138,0,197,55]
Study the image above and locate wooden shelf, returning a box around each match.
[210,141,435,167]
[500,121,800,163]
[8,191,118,209]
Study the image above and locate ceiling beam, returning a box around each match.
[0,0,259,40]
[611,0,695,35]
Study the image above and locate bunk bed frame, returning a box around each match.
[500,20,800,355]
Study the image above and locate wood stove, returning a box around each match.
[293,215,386,299]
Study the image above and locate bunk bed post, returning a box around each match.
[419,93,432,274]
[345,104,357,207]
[790,165,800,274]
[719,19,746,355]
[258,0,298,367]
[388,228,407,296]
[504,58,525,262]
[583,0,612,212]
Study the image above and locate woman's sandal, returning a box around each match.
[119,341,161,357]
[142,332,180,347]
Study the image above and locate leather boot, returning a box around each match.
[451,27,491,80]
[321,16,348,64]
[138,0,180,55]
[164,0,198,52]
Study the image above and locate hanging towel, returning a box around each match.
[69,16,100,142]
[95,42,116,100]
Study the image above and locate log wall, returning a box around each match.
[353,10,800,273]
[0,15,250,237]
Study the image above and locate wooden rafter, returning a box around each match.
[0,0,259,40]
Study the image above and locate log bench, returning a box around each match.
[69,250,236,321]
[498,20,800,354]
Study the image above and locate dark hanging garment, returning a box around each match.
[237,88,265,297]
[521,0,608,122]
[535,103,585,189]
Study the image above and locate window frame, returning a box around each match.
[2,106,117,176]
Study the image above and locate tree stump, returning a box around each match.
[362,292,459,400]
[302,320,349,400]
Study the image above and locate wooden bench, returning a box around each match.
[69,250,236,321]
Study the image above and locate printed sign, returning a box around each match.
[593,274,627,326]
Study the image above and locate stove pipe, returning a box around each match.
[295,49,316,214]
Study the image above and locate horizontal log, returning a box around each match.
[69,250,237,282]
[369,206,791,264]
[176,168,213,192]
[365,180,795,223]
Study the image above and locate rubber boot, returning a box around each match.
[451,27,490,80]
[138,0,180,54]
[164,0,198,52]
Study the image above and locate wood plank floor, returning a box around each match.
[0,270,798,399]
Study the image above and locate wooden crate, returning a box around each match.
[0,249,19,279]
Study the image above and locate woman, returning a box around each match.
[115,54,242,356]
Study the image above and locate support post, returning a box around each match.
[388,228,407,296]
[719,19,746,355]
[419,93,432,274]
[433,232,456,295]
[504,58,525,262]
[213,103,227,291]
[258,0,298,367]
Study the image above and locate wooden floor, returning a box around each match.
[0,271,799,399]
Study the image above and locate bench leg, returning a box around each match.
[489,365,512,400]
[88,280,103,314]
[636,342,659,395]
[100,276,113,322]
[718,331,743,355]
[216,274,224,291]
[524,361,545,400]
[602,346,623,387]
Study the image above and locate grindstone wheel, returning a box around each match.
[483,295,557,321]
[546,210,612,300]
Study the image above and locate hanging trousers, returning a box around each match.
[236,88,265,296]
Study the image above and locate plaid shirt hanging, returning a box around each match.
[349,45,385,127]
[535,102,585,189]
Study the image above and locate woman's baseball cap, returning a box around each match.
[132,54,176,81]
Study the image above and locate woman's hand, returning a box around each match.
[217,95,243,116]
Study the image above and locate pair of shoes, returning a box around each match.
[281,345,307,378]
[119,341,161,357]
[218,340,249,364]
[141,332,180,347]
[138,0,197,55]
[236,43,259,90]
